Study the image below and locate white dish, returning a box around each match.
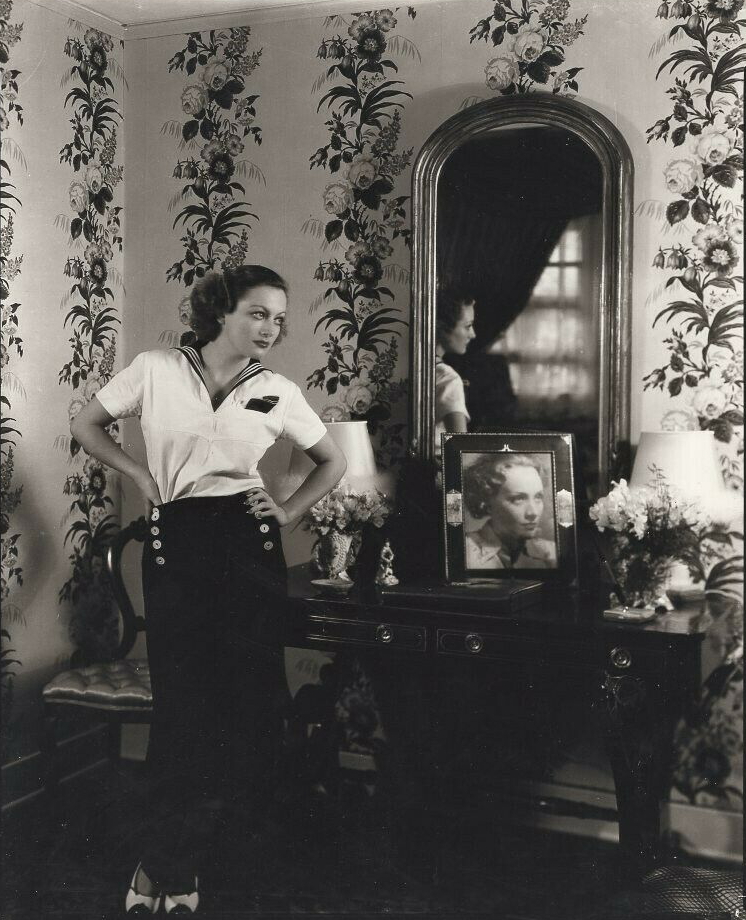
[311,577,354,595]
[603,606,660,623]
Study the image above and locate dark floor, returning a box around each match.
[2,762,741,920]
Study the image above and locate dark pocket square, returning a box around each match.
[245,396,279,413]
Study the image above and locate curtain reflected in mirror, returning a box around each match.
[437,127,604,495]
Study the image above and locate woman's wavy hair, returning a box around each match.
[188,265,289,344]
[436,285,476,347]
[463,453,545,519]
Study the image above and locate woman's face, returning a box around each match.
[220,285,287,359]
[440,301,476,355]
[487,464,545,542]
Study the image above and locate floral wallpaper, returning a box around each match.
[470,0,587,97]
[0,0,24,691]
[58,21,124,661]
[643,0,744,809]
[305,8,417,467]
[165,26,264,293]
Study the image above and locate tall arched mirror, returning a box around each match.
[410,94,633,500]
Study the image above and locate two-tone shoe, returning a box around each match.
[125,864,161,915]
[163,877,199,915]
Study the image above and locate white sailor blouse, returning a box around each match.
[95,346,327,503]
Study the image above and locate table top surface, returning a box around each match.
[287,564,712,640]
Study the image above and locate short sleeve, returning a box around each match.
[435,363,470,422]
[95,352,147,419]
[279,383,327,450]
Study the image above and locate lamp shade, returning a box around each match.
[630,430,732,522]
[284,420,394,496]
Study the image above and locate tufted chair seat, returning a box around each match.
[42,659,152,712]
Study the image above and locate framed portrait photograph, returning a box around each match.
[441,432,578,585]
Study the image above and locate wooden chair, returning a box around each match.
[40,517,151,797]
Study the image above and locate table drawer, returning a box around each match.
[437,628,540,661]
[306,615,427,652]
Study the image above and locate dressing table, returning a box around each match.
[280,92,708,882]
[284,565,708,881]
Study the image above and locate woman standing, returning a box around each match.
[434,288,477,455]
[71,265,346,915]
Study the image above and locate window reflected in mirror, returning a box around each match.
[437,126,604,496]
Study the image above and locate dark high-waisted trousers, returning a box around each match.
[139,492,288,890]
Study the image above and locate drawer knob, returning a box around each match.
[610,646,632,669]
[376,625,393,644]
[465,633,483,654]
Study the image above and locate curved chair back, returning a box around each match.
[105,516,148,660]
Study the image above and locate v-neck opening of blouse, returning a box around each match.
[176,344,265,412]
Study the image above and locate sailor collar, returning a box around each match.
[174,344,266,409]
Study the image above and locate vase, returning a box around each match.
[311,530,361,581]
[616,553,673,609]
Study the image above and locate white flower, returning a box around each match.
[82,374,102,400]
[346,154,377,190]
[345,384,374,415]
[181,84,208,116]
[692,385,727,419]
[89,505,106,528]
[178,295,192,327]
[695,127,732,166]
[202,57,230,91]
[485,56,519,91]
[68,396,87,421]
[661,407,700,431]
[323,180,355,215]
[321,404,350,422]
[512,24,546,62]
[664,155,704,195]
[69,180,88,213]
[84,164,104,194]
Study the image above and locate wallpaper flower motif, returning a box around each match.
[0,0,24,688]
[644,3,744,810]
[644,7,744,488]
[57,23,124,660]
[470,0,586,96]
[165,27,263,290]
[307,8,417,465]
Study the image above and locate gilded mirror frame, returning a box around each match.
[409,93,633,491]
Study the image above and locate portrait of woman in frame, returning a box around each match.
[442,432,578,584]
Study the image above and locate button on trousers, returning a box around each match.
[139,493,289,890]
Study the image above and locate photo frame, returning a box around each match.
[441,432,578,585]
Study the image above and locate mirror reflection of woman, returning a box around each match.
[464,454,557,569]
[435,288,476,455]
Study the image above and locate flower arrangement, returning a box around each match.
[303,485,393,581]
[303,485,392,536]
[590,473,742,607]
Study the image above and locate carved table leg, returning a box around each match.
[596,672,680,882]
